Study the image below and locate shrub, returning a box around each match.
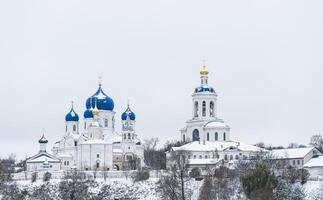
[43,172,52,182]
[189,167,201,178]
[31,172,37,183]
[132,169,150,182]
[241,164,277,200]
[299,169,309,185]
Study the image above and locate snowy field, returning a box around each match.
[13,177,323,200]
[15,177,203,200]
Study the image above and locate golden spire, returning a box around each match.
[200,65,209,76]
[92,99,99,115]
[98,76,102,87]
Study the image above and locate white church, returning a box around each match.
[26,81,144,172]
[167,66,264,169]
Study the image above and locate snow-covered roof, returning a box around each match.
[113,148,123,153]
[304,156,323,168]
[56,153,73,158]
[270,147,314,159]
[204,121,229,129]
[188,158,221,165]
[27,152,61,163]
[82,139,109,144]
[172,141,263,152]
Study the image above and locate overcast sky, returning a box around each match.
[0,0,322,160]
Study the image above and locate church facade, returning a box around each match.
[50,82,144,171]
[167,66,263,170]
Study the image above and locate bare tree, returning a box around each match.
[310,134,323,152]
[158,150,192,200]
[59,171,94,200]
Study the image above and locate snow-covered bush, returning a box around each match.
[59,171,95,200]
[31,172,37,183]
[189,167,201,179]
[132,169,150,182]
[43,172,52,182]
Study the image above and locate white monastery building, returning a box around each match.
[27,81,144,172]
[167,66,265,169]
[167,66,323,173]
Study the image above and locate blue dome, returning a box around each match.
[121,106,136,121]
[65,107,79,122]
[86,86,114,111]
[194,86,215,93]
[83,109,93,118]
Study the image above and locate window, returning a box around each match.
[193,155,196,159]
[210,101,214,117]
[235,155,239,160]
[194,102,199,117]
[73,125,76,132]
[183,135,185,142]
[223,132,226,141]
[193,129,199,141]
[293,160,296,165]
[230,155,233,160]
[128,133,131,140]
[215,132,218,141]
[84,122,86,129]
[199,155,202,159]
[96,162,100,168]
[97,154,99,158]
[74,141,77,146]
[224,154,228,160]
[202,101,206,117]
[104,119,108,127]
[124,134,126,139]
[297,160,300,165]
[205,155,208,159]
[126,155,132,160]
[65,125,67,132]
[207,132,209,141]
[188,155,191,159]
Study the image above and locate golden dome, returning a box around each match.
[200,66,209,76]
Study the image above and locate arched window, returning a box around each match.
[73,125,76,132]
[104,119,108,127]
[199,155,202,159]
[202,101,206,117]
[230,155,233,160]
[194,102,198,117]
[210,101,214,117]
[224,154,228,160]
[192,129,199,141]
[235,155,239,160]
[223,132,226,141]
[124,134,126,140]
[215,132,218,141]
[207,132,209,141]
[128,133,131,140]
[183,134,185,142]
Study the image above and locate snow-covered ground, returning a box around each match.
[14,177,323,200]
[15,177,203,200]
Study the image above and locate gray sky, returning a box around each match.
[0,0,322,160]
